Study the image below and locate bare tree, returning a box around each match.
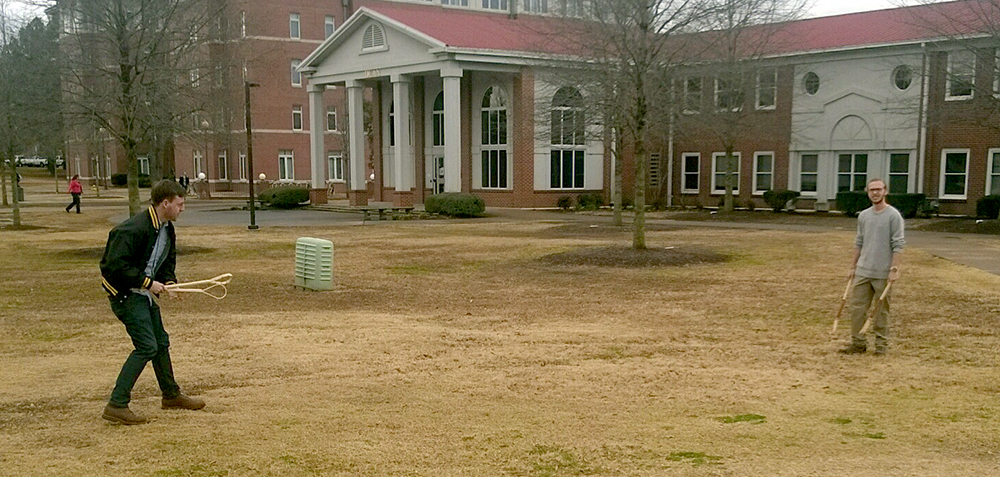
[59,0,225,214]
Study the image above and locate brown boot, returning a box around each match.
[162,394,205,410]
[102,404,148,425]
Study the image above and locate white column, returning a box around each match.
[442,70,462,193]
[392,74,412,192]
[347,81,366,191]
[308,83,326,190]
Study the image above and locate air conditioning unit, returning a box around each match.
[294,237,333,291]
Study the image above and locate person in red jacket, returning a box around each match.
[65,174,83,213]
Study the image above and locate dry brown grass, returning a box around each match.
[1,206,999,476]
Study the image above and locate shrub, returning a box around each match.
[762,189,801,213]
[886,193,926,219]
[576,193,604,210]
[111,173,151,187]
[259,185,309,209]
[556,196,574,210]
[621,196,633,209]
[138,173,151,188]
[424,193,485,217]
[836,191,869,217]
[977,195,1000,219]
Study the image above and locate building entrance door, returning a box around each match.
[428,155,445,194]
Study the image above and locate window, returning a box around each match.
[715,76,743,111]
[800,153,818,195]
[757,68,777,110]
[482,86,509,189]
[362,23,387,51]
[550,87,585,189]
[278,150,294,181]
[946,50,975,100]
[432,92,444,147]
[564,0,584,16]
[524,0,547,13]
[838,153,868,192]
[683,76,702,113]
[239,152,247,180]
[193,151,205,177]
[893,65,913,91]
[190,69,200,88]
[940,149,969,198]
[138,156,149,175]
[328,154,344,181]
[989,149,1000,195]
[712,152,741,194]
[889,153,910,193]
[291,59,301,87]
[803,72,820,95]
[292,105,303,131]
[441,0,469,5]
[218,151,229,180]
[240,10,247,38]
[289,13,300,39]
[325,16,336,38]
[753,152,773,194]
[682,153,700,193]
[327,107,337,131]
[482,0,508,10]
[649,153,661,189]
[388,101,395,147]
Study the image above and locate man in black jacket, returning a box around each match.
[99,180,205,425]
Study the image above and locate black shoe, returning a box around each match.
[838,344,866,355]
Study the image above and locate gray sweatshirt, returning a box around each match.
[855,205,905,279]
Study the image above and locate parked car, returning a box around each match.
[16,156,47,167]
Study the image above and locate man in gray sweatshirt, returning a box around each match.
[841,178,905,355]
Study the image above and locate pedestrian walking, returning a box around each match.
[66,175,83,213]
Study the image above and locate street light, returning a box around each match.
[245,80,261,230]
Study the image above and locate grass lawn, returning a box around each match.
[1,204,998,476]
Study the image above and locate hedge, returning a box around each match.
[977,195,1000,219]
[258,186,309,209]
[576,193,604,210]
[424,193,485,217]
[886,193,926,219]
[110,173,151,187]
[762,189,801,212]
[835,191,869,217]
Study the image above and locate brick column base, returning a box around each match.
[309,188,328,205]
[393,191,414,207]
[349,189,369,206]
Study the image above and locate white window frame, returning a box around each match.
[291,59,302,87]
[361,23,388,52]
[799,153,819,197]
[481,86,511,190]
[988,148,1000,196]
[683,76,701,114]
[482,0,509,10]
[712,152,741,195]
[756,68,777,110]
[714,77,743,112]
[328,153,344,182]
[193,150,204,177]
[939,148,969,199]
[549,87,585,190]
[278,150,295,181]
[238,152,247,181]
[292,105,303,131]
[327,107,338,131]
[289,13,300,40]
[138,156,149,175]
[946,50,975,101]
[888,152,912,194]
[218,150,229,180]
[681,153,700,193]
[325,15,336,39]
[752,152,773,195]
[837,153,869,193]
[240,11,247,38]
[442,0,470,6]
[524,0,547,13]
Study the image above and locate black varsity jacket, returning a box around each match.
[99,206,177,299]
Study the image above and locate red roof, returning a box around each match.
[356,0,1000,59]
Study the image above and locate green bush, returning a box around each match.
[425,193,485,217]
[836,191,869,217]
[762,189,801,213]
[977,195,1000,219]
[138,174,151,188]
[576,193,604,210]
[886,193,926,219]
[111,173,151,187]
[259,186,309,209]
[556,196,573,210]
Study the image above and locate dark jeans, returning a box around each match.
[108,294,180,407]
[66,193,81,213]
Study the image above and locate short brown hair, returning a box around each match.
[150,179,186,205]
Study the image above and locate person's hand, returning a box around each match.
[889,267,901,281]
[149,281,166,296]
[846,270,855,281]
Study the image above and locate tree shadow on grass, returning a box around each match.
[539,245,729,268]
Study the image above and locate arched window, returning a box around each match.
[362,23,386,51]
[481,86,508,188]
[550,87,585,189]
[432,92,444,147]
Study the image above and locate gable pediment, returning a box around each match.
[824,91,882,109]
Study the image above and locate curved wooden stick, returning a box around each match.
[859,279,894,335]
[165,274,232,300]
[831,276,853,334]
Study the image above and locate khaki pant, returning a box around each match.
[848,276,890,351]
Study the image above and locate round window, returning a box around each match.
[893,65,913,90]
[803,72,819,95]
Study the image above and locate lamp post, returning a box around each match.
[245,80,260,230]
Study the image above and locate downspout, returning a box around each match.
[667,111,674,207]
[342,0,353,20]
[917,42,929,195]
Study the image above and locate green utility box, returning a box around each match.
[294,237,334,291]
